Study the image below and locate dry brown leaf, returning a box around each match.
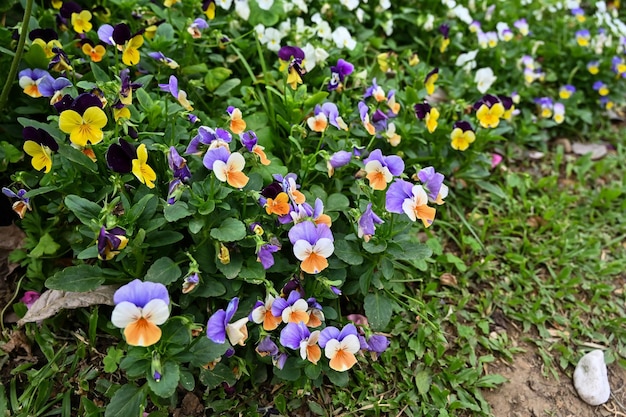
[0,329,33,357]
[572,142,608,160]
[440,273,458,287]
[0,224,26,251]
[17,285,117,326]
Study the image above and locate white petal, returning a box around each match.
[313,238,334,258]
[299,340,308,360]
[411,185,429,206]
[364,160,383,175]
[324,338,341,359]
[341,334,361,354]
[293,240,313,261]
[292,298,309,313]
[226,317,249,345]
[251,306,266,324]
[401,199,417,222]
[213,160,227,182]
[111,301,141,328]
[227,152,246,172]
[142,299,170,325]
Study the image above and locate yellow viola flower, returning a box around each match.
[32,38,63,59]
[131,144,157,188]
[424,68,439,95]
[71,10,93,33]
[22,127,59,173]
[81,43,106,62]
[476,99,504,129]
[450,121,476,151]
[122,35,144,66]
[425,107,440,133]
[59,107,108,147]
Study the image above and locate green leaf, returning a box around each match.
[333,240,363,265]
[163,201,193,222]
[304,91,329,109]
[204,68,233,92]
[30,233,60,258]
[387,242,432,261]
[188,218,204,234]
[0,383,7,417]
[210,218,246,242]
[239,261,266,282]
[325,193,350,212]
[90,61,110,83]
[160,319,191,346]
[179,369,195,391]
[77,245,99,260]
[23,43,48,69]
[214,79,241,97]
[145,257,182,285]
[475,180,507,200]
[45,265,105,292]
[200,363,237,389]
[58,144,98,172]
[362,240,387,254]
[415,369,432,395]
[145,231,183,247]
[475,373,507,388]
[147,362,179,398]
[65,195,101,225]
[273,358,301,381]
[326,369,349,387]
[364,293,393,330]
[104,384,145,417]
[103,347,124,373]
[304,363,321,380]
[127,194,156,224]
[216,252,243,279]
[188,337,230,364]
[308,401,326,416]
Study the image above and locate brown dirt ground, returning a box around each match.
[482,343,626,417]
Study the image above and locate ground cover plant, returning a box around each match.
[0,0,625,415]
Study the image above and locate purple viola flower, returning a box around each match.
[59,1,82,18]
[274,353,288,369]
[278,45,305,62]
[362,149,405,190]
[288,221,335,274]
[159,75,193,111]
[316,102,348,130]
[148,51,179,69]
[167,179,184,205]
[97,226,129,260]
[357,203,384,242]
[97,24,115,45]
[364,334,389,354]
[186,126,231,155]
[29,28,58,42]
[439,23,450,38]
[328,150,352,176]
[119,69,142,105]
[206,297,249,346]
[417,167,444,202]
[256,336,279,357]
[202,145,230,171]
[168,146,191,181]
[385,179,436,227]
[318,324,361,372]
[240,130,257,152]
[188,18,209,38]
[328,58,354,91]
[414,101,432,120]
[257,243,280,269]
[38,75,72,102]
[23,126,59,152]
[106,138,137,173]
[2,187,31,219]
[20,291,41,309]
[48,47,71,72]
[279,321,322,364]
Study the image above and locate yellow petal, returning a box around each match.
[83,106,108,129]
[24,141,52,173]
[59,110,83,134]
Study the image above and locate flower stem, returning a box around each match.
[0,0,34,112]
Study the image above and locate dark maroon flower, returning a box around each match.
[106,139,137,173]
[23,127,58,152]
[414,101,432,120]
[59,1,82,18]
[29,28,58,42]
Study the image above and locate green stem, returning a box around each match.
[0,0,34,112]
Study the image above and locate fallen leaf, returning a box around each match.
[440,273,458,287]
[527,151,545,160]
[552,137,572,153]
[17,285,117,326]
[0,224,26,251]
[0,329,34,358]
[572,142,608,160]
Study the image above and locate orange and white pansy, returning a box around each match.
[307,112,328,132]
[204,147,249,189]
[227,106,246,134]
[280,322,322,365]
[271,290,310,325]
[18,69,49,98]
[288,221,334,275]
[251,294,284,331]
[363,149,405,191]
[319,324,361,372]
[111,280,170,347]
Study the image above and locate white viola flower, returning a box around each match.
[283,0,294,12]
[455,50,478,71]
[332,26,357,50]
[379,0,391,10]
[255,24,266,43]
[316,20,332,41]
[356,8,365,22]
[217,0,233,9]
[423,14,435,31]
[474,67,497,94]
[382,20,393,36]
[279,20,291,37]
[311,12,322,24]
[452,5,472,24]
[303,43,329,72]
[257,0,274,10]
[291,0,307,12]
[340,0,359,10]
[235,0,250,20]
[442,0,456,8]
[264,27,283,51]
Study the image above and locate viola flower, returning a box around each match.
[362,334,390,357]
[182,272,199,294]
[109,23,143,66]
[611,56,626,76]
[23,127,58,173]
[593,81,609,96]
[307,112,328,132]
[18,69,49,98]
[29,29,62,58]
[331,26,356,50]
[319,324,360,372]
[414,101,439,133]
[271,290,310,324]
[363,149,404,190]
[534,97,553,118]
[418,167,448,204]
[553,102,565,124]
[2,188,31,219]
[559,85,576,100]
[306,298,325,328]
[148,51,179,69]
[316,103,348,130]
[226,106,246,134]
[288,221,334,274]
[496,22,513,41]
[159,75,193,111]
[168,146,191,182]
[328,58,354,91]
[571,7,586,23]
[486,31,498,48]
[514,18,529,36]
[71,9,92,33]
[386,90,400,115]
[278,46,306,90]
[439,24,450,53]
[474,67,497,94]
[119,69,142,106]
[499,95,516,121]
[327,150,352,177]
[251,294,283,331]
[207,297,249,346]
[48,46,72,73]
[450,120,476,151]
[474,95,504,128]
[276,173,306,205]
[600,97,614,110]
[202,0,217,19]
[586,60,600,76]
[98,226,129,260]
[257,243,280,269]
[204,147,249,188]
[364,78,387,102]
[310,199,332,228]
[357,203,384,242]
[265,192,290,216]
[58,98,107,147]
[240,130,270,165]
[424,68,439,95]
[186,126,232,155]
[386,179,436,227]
[80,39,106,62]
[576,29,590,47]
[131,145,156,188]
[358,101,376,135]
[469,20,481,33]
[188,18,209,38]
[20,291,40,309]
[280,322,321,364]
[111,279,170,347]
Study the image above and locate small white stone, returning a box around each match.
[573,350,611,406]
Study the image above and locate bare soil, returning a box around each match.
[483,343,626,417]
